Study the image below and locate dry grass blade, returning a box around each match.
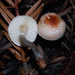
[0,8,11,24]
[8,48,22,61]
[61,42,70,52]
[30,4,44,18]
[0,2,15,19]
[0,19,8,31]
[5,0,15,8]
[2,31,26,62]
[26,0,42,16]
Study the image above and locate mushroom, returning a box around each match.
[8,15,37,46]
[38,13,66,40]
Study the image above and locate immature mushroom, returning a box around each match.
[38,13,66,40]
[8,15,37,46]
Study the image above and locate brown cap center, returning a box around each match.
[44,15,60,27]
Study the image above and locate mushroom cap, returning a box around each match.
[8,15,37,46]
[38,13,66,40]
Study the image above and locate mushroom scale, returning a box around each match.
[8,15,37,46]
[38,13,66,41]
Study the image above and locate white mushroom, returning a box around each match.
[8,15,37,46]
[38,13,66,40]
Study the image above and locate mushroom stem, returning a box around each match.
[20,25,28,35]
[19,34,46,69]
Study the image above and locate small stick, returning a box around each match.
[0,2,15,19]
[14,0,20,16]
[0,8,11,24]
[26,0,42,16]
[0,19,8,31]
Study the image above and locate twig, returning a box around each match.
[14,0,20,16]
[26,0,42,16]
[0,8,11,24]
[0,19,8,31]
[0,2,15,19]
